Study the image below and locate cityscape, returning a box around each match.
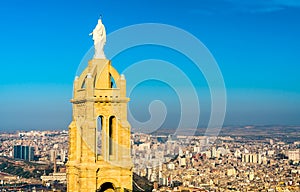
[1,126,300,191]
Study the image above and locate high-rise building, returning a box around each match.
[13,145,34,161]
[288,150,300,161]
[242,153,262,164]
[50,149,57,162]
[211,147,217,158]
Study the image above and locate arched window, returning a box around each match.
[109,116,116,156]
[81,77,86,89]
[97,116,103,156]
[109,73,116,88]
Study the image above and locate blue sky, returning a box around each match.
[0,0,300,131]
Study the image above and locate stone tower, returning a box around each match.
[66,58,133,191]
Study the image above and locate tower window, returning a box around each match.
[109,74,116,88]
[97,116,103,156]
[109,116,116,156]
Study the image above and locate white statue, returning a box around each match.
[89,19,106,59]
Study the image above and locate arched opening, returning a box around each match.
[109,116,116,157]
[81,77,86,89]
[97,116,103,156]
[97,182,115,192]
[109,73,116,88]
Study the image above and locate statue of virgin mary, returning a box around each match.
[89,18,106,59]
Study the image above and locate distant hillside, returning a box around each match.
[133,172,153,192]
[0,156,52,179]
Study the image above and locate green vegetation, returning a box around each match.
[0,160,52,179]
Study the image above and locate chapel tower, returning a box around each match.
[66,19,132,192]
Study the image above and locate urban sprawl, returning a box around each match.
[0,129,300,191]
